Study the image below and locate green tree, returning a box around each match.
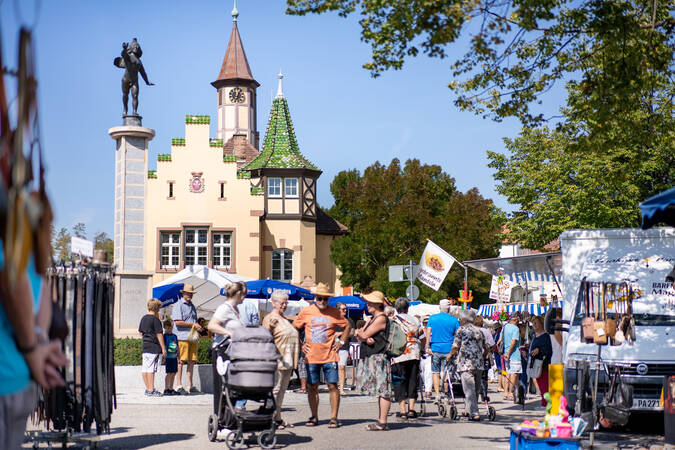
[52,227,71,261]
[328,158,504,303]
[287,0,675,126]
[94,231,115,263]
[72,222,87,239]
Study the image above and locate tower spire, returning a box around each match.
[276,70,284,99]
[232,0,239,21]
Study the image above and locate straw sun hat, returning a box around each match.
[180,283,196,294]
[311,282,335,297]
[362,290,387,304]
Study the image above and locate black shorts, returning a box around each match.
[392,359,420,402]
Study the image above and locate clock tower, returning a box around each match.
[212,3,260,148]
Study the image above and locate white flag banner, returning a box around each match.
[71,236,94,258]
[417,240,455,291]
[489,275,513,303]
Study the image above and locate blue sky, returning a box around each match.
[1,0,559,239]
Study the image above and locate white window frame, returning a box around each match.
[284,177,299,198]
[184,228,208,266]
[212,232,232,269]
[271,249,293,282]
[268,177,282,198]
[160,232,180,269]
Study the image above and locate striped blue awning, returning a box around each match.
[477,301,563,318]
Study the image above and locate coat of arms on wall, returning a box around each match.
[189,171,205,193]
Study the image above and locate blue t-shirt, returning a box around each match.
[164,333,178,359]
[426,312,459,353]
[0,240,43,395]
[503,323,521,362]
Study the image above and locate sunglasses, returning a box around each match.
[315,296,329,302]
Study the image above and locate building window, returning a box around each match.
[268,177,281,197]
[219,182,225,199]
[272,249,293,282]
[168,182,174,198]
[212,232,232,268]
[184,228,208,266]
[284,178,298,198]
[160,232,180,269]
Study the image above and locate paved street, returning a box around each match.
[24,384,666,449]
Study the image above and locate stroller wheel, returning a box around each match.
[258,430,276,449]
[450,406,458,421]
[488,406,496,421]
[438,403,447,418]
[225,431,244,449]
[207,414,219,442]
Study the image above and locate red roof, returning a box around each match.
[212,21,259,88]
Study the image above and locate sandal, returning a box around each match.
[365,421,389,431]
[407,410,418,419]
[305,416,318,427]
[470,415,481,421]
[276,419,294,430]
[328,417,341,428]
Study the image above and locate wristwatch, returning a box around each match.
[336,338,344,345]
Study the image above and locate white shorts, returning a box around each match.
[338,349,349,366]
[142,353,160,373]
[506,359,522,375]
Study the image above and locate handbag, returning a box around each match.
[593,284,608,345]
[187,325,200,343]
[600,367,632,426]
[581,283,595,342]
[527,357,543,379]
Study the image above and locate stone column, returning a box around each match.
[109,120,155,336]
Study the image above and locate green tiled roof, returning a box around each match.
[157,154,171,161]
[185,115,210,124]
[148,170,157,179]
[223,155,237,162]
[210,138,224,147]
[172,138,185,146]
[243,96,318,171]
[250,186,265,195]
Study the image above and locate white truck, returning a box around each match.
[561,228,675,415]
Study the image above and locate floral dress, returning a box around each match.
[356,316,393,399]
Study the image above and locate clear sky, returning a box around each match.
[1,0,550,239]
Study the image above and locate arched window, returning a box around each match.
[272,249,293,282]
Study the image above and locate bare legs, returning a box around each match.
[306,382,341,421]
[338,365,346,394]
[164,372,175,391]
[141,372,155,391]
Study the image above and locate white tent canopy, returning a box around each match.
[154,265,253,316]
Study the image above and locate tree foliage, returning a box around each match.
[94,231,114,263]
[72,222,87,239]
[286,0,675,126]
[52,227,71,261]
[328,158,504,303]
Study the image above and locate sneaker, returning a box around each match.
[189,386,201,394]
[144,390,153,396]
[176,387,189,395]
[163,389,172,396]
[216,428,231,440]
[151,390,163,397]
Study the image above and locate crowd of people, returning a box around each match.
[137,281,563,433]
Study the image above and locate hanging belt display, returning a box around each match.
[32,262,117,441]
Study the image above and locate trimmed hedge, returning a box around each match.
[114,337,213,365]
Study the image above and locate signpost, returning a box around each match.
[389,260,420,301]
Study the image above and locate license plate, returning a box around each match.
[631,398,662,410]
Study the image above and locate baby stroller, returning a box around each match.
[438,358,496,421]
[207,326,281,449]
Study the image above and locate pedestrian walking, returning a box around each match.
[335,302,355,395]
[502,315,522,401]
[262,291,299,429]
[390,298,425,420]
[528,316,552,406]
[448,309,487,421]
[492,323,505,393]
[293,282,350,428]
[355,291,393,431]
[425,299,459,402]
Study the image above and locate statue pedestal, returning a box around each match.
[109,122,155,336]
[123,114,143,127]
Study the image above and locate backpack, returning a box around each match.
[385,317,408,358]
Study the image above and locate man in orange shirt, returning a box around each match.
[293,283,350,428]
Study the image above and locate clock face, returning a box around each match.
[229,87,245,103]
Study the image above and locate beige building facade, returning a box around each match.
[111,9,346,334]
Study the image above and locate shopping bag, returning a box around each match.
[187,325,200,343]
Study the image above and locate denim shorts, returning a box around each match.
[431,352,449,373]
[306,362,339,385]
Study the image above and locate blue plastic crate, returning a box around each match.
[510,430,581,450]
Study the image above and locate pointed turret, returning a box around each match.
[244,73,318,171]
[213,3,259,148]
